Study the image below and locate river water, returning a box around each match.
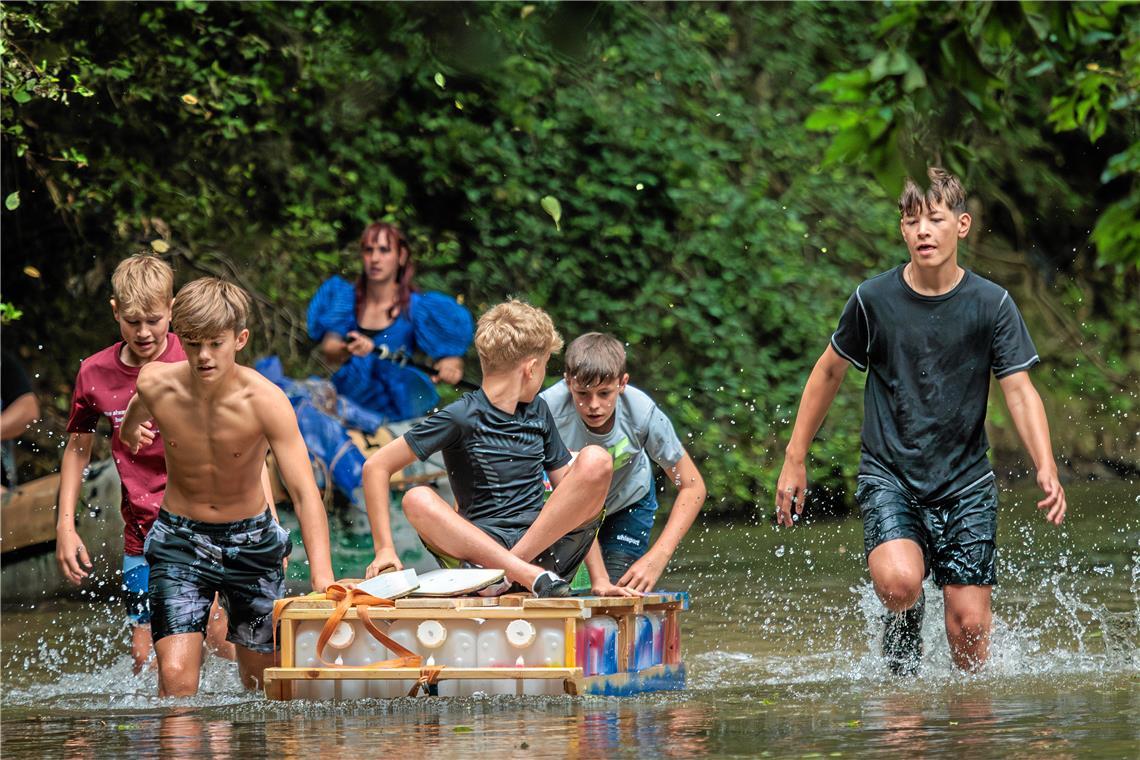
[2,481,1137,757]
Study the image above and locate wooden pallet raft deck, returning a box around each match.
[264,592,689,700]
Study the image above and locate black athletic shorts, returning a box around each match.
[858,475,999,587]
[144,508,292,653]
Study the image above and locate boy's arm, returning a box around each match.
[998,372,1066,525]
[261,389,335,591]
[55,432,95,584]
[584,538,641,597]
[0,392,39,440]
[619,452,706,593]
[118,392,156,454]
[361,437,419,578]
[775,345,849,526]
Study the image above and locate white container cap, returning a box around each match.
[417,620,447,648]
[506,619,536,648]
[327,621,355,649]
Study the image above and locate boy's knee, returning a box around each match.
[874,572,923,612]
[946,608,990,641]
[158,657,199,695]
[575,445,613,482]
[401,486,437,519]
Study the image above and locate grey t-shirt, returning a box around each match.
[541,380,685,514]
[831,265,1039,502]
[404,389,572,529]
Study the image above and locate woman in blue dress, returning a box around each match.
[307,222,473,422]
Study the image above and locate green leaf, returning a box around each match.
[434,72,445,89]
[4,192,19,211]
[12,88,32,104]
[541,195,562,231]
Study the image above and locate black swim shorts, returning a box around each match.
[857,475,999,587]
[143,508,292,653]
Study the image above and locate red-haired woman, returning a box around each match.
[307,223,472,422]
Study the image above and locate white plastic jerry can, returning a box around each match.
[377,619,422,698]
[292,620,353,700]
[415,619,480,697]
[504,619,567,696]
[477,619,521,695]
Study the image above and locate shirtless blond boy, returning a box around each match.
[120,277,334,696]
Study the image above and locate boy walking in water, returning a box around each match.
[775,168,1066,674]
[120,278,335,696]
[56,254,231,672]
[361,299,612,597]
[540,333,706,595]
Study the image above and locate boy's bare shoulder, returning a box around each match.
[136,359,187,394]
[236,365,290,409]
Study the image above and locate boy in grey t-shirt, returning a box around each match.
[540,333,706,595]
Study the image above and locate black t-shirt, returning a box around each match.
[404,389,573,528]
[830,266,1039,502]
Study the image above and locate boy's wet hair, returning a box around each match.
[899,167,967,217]
[475,299,563,374]
[111,254,174,316]
[565,332,626,387]
[171,277,250,340]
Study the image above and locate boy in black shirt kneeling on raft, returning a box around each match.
[361,299,611,598]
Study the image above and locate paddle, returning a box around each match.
[373,343,480,392]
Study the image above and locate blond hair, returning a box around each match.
[565,332,626,387]
[111,254,174,316]
[899,167,967,217]
[475,299,563,374]
[171,277,250,340]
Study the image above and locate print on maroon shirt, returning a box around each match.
[65,334,185,555]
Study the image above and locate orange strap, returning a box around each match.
[273,584,446,695]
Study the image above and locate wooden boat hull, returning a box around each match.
[1,461,124,604]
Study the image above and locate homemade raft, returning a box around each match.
[264,590,689,700]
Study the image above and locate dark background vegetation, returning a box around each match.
[2,1,1137,517]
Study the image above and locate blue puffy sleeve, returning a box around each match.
[409,291,474,359]
[307,276,357,342]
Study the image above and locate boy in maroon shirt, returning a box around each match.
[55,254,232,671]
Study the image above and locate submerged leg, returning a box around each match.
[235,645,276,691]
[154,632,206,697]
[869,538,926,675]
[130,624,154,674]
[943,584,992,671]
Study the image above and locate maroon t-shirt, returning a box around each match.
[66,334,185,555]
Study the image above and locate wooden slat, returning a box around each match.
[564,617,577,669]
[394,596,500,609]
[280,618,296,668]
[616,611,633,672]
[264,666,581,681]
[1,473,61,554]
[278,607,584,621]
[664,608,680,666]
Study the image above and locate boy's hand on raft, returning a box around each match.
[364,547,403,579]
[618,550,666,593]
[1037,468,1067,526]
[775,459,807,527]
[592,579,642,597]
[56,529,93,585]
[120,420,155,454]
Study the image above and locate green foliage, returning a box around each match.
[807,1,1140,270]
[1,2,1136,514]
